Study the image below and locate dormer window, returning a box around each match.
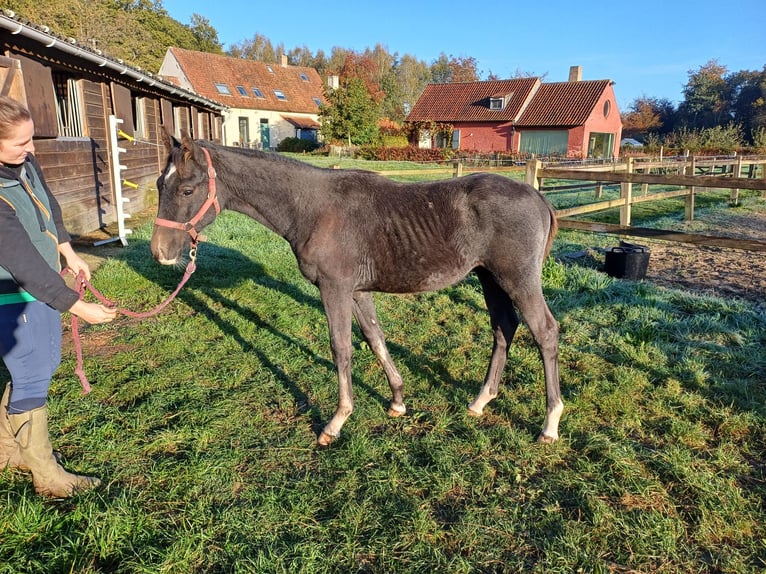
[489,96,505,110]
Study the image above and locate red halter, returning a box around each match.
[154,146,221,244]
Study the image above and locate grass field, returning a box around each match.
[1,160,764,573]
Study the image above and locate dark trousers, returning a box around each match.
[0,300,61,413]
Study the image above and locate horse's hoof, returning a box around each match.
[317,431,337,447]
[536,432,558,444]
[466,406,483,418]
[388,405,406,418]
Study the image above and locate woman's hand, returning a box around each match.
[59,241,91,281]
[69,299,117,324]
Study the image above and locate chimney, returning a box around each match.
[568,65,582,82]
[281,54,288,67]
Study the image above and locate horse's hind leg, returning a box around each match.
[352,292,406,417]
[512,285,563,443]
[468,268,520,416]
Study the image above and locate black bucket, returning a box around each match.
[604,242,650,280]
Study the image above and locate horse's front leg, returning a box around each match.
[317,286,355,447]
[352,292,406,417]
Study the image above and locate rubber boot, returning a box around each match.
[0,383,27,469]
[8,406,100,497]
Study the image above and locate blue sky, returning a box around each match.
[160,0,765,112]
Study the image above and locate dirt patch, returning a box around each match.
[641,207,766,307]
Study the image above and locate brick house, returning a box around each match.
[407,67,622,159]
[159,48,326,149]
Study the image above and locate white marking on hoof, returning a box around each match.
[388,404,406,418]
[466,405,483,417]
[536,432,558,444]
[317,431,338,447]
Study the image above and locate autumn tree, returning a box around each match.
[319,76,379,145]
[429,53,480,84]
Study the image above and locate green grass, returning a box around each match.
[1,164,764,573]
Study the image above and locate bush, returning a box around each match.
[277,137,320,153]
[356,145,452,162]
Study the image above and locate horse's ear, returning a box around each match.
[160,126,179,152]
[180,131,207,167]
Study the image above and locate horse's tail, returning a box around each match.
[544,202,558,259]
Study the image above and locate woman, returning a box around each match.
[0,96,116,497]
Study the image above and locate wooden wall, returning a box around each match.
[1,29,223,236]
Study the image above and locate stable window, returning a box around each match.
[236,86,248,96]
[214,83,231,95]
[52,72,85,137]
[133,96,147,139]
[252,87,264,98]
[274,90,287,101]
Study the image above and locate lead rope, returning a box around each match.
[64,248,198,394]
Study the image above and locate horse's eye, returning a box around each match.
[181,187,194,197]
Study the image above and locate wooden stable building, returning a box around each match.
[0,10,227,236]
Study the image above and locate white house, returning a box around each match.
[159,48,326,149]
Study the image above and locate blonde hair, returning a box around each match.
[0,96,32,140]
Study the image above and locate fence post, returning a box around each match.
[684,155,696,221]
[730,155,743,206]
[619,157,633,226]
[452,160,463,178]
[525,158,541,190]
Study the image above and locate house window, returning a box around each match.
[312,97,322,107]
[603,100,611,118]
[489,97,505,110]
[300,73,309,82]
[274,90,287,101]
[252,87,264,98]
[238,117,250,146]
[214,83,231,95]
[236,86,248,96]
[52,73,84,137]
[266,65,274,73]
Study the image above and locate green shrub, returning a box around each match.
[277,137,320,153]
[356,145,452,162]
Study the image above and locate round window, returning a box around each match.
[603,100,611,118]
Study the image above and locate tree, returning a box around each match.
[189,14,222,54]
[621,96,668,138]
[677,60,731,129]
[728,67,766,143]
[429,53,480,84]
[319,76,379,146]
[228,33,284,62]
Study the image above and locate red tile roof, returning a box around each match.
[516,80,611,126]
[407,78,613,128]
[166,47,326,114]
[407,78,539,122]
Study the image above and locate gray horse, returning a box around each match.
[150,132,563,446]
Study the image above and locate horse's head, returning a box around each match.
[150,130,221,265]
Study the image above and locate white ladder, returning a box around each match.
[94,115,132,246]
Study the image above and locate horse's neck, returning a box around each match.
[220,153,319,241]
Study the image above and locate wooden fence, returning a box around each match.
[525,156,766,252]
